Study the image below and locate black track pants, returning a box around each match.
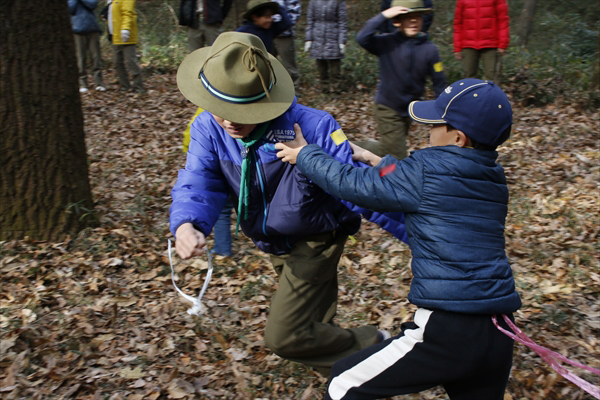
[325,308,515,400]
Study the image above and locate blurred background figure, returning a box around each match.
[273,0,302,91]
[178,0,233,52]
[304,0,347,94]
[236,0,291,54]
[105,0,145,93]
[378,0,433,34]
[453,0,510,82]
[69,0,106,93]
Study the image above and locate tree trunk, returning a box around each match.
[0,0,96,241]
[517,0,537,47]
[591,29,600,92]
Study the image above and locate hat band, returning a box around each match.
[199,71,274,104]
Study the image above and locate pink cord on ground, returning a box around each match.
[492,314,600,399]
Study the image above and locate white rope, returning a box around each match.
[168,239,213,316]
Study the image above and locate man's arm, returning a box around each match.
[170,115,230,242]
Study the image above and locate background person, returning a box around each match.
[304,0,348,94]
[236,0,292,55]
[69,0,106,93]
[354,0,446,160]
[378,0,433,34]
[106,0,145,93]
[453,0,510,82]
[273,0,302,90]
[178,0,232,52]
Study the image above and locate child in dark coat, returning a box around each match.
[355,0,446,160]
[236,0,292,54]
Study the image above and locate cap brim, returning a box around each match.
[407,7,433,14]
[177,47,295,124]
[408,100,445,124]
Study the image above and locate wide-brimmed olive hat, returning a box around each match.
[391,0,433,14]
[243,0,280,21]
[177,32,294,124]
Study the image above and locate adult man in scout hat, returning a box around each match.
[170,32,407,371]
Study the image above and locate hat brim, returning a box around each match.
[406,7,433,14]
[177,47,295,125]
[408,100,445,124]
[243,2,280,21]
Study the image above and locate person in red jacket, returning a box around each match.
[453,0,509,82]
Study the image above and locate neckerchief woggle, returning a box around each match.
[235,121,271,235]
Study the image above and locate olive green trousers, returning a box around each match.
[265,231,379,370]
[355,103,412,160]
[461,48,502,83]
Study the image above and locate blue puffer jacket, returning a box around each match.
[170,98,408,255]
[296,144,522,314]
[68,0,101,34]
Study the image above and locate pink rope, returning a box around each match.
[492,314,600,399]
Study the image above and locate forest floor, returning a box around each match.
[1,71,599,399]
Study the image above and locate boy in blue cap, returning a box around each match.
[276,78,522,399]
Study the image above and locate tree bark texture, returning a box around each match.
[591,30,600,92]
[0,0,96,241]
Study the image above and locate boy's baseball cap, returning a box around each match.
[391,0,433,14]
[408,79,512,147]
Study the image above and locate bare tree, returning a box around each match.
[592,28,600,92]
[517,0,537,47]
[0,0,96,240]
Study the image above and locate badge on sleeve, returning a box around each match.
[330,129,347,146]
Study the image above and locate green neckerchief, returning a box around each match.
[235,122,271,235]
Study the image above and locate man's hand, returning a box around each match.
[275,123,307,164]
[349,142,382,166]
[454,51,462,60]
[382,6,410,19]
[175,223,206,259]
